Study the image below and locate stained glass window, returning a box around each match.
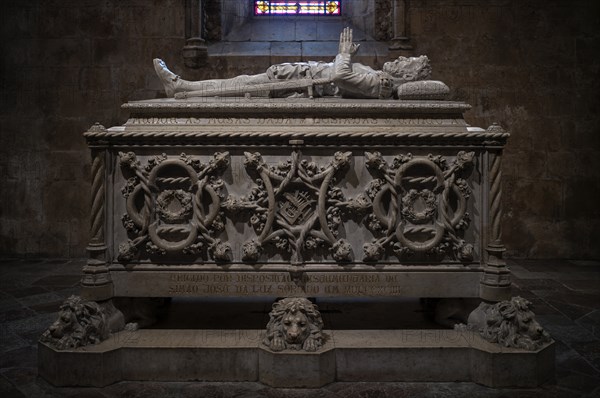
[254,1,341,16]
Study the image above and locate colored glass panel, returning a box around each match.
[254,1,341,16]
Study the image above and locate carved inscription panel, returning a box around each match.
[113,149,480,264]
[111,271,481,298]
[126,117,466,127]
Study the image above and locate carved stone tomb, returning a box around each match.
[38,98,554,388]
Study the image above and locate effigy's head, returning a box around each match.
[383,55,432,83]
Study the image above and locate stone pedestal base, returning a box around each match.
[38,329,554,388]
[333,330,555,387]
[259,345,336,388]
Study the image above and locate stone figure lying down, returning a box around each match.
[154,27,449,100]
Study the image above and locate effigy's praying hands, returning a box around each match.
[338,27,360,56]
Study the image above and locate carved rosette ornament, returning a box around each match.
[118,151,231,262]
[462,297,552,351]
[354,151,475,262]
[224,150,353,264]
[263,298,324,352]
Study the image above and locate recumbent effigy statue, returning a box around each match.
[154,27,448,100]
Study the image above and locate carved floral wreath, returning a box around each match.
[155,189,193,223]
[401,188,437,224]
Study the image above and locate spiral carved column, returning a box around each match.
[81,123,113,300]
[480,124,511,302]
[89,151,106,245]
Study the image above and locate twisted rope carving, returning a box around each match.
[121,156,154,252]
[489,153,503,244]
[439,171,459,246]
[403,226,436,235]
[85,130,510,140]
[192,178,217,246]
[401,176,438,184]
[135,169,153,235]
[90,153,105,243]
[318,169,339,245]
[156,177,190,184]
[155,225,191,234]
[386,175,399,240]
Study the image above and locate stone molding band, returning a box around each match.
[84,130,510,140]
[122,100,472,114]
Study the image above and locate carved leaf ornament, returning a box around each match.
[117,150,474,264]
[362,151,474,262]
[118,152,231,262]
[224,150,353,264]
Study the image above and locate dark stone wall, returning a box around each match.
[408,0,600,258]
[1,0,598,258]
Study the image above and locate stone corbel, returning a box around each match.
[182,0,208,68]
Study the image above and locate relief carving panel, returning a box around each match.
[223,150,354,264]
[359,151,475,262]
[115,149,477,265]
[118,151,231,262]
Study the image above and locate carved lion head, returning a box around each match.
[478,297,552,351]
[40,296,108,350]
[264,298,324,352]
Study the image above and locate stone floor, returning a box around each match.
[1,258,599,397]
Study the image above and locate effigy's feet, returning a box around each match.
[153,58,181,97]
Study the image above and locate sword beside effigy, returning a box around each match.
[174,77,333,99]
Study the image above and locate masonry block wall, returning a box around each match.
[1,0,598,258]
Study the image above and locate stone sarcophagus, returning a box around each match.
[81,98,511,302]
[39,98,556,388]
